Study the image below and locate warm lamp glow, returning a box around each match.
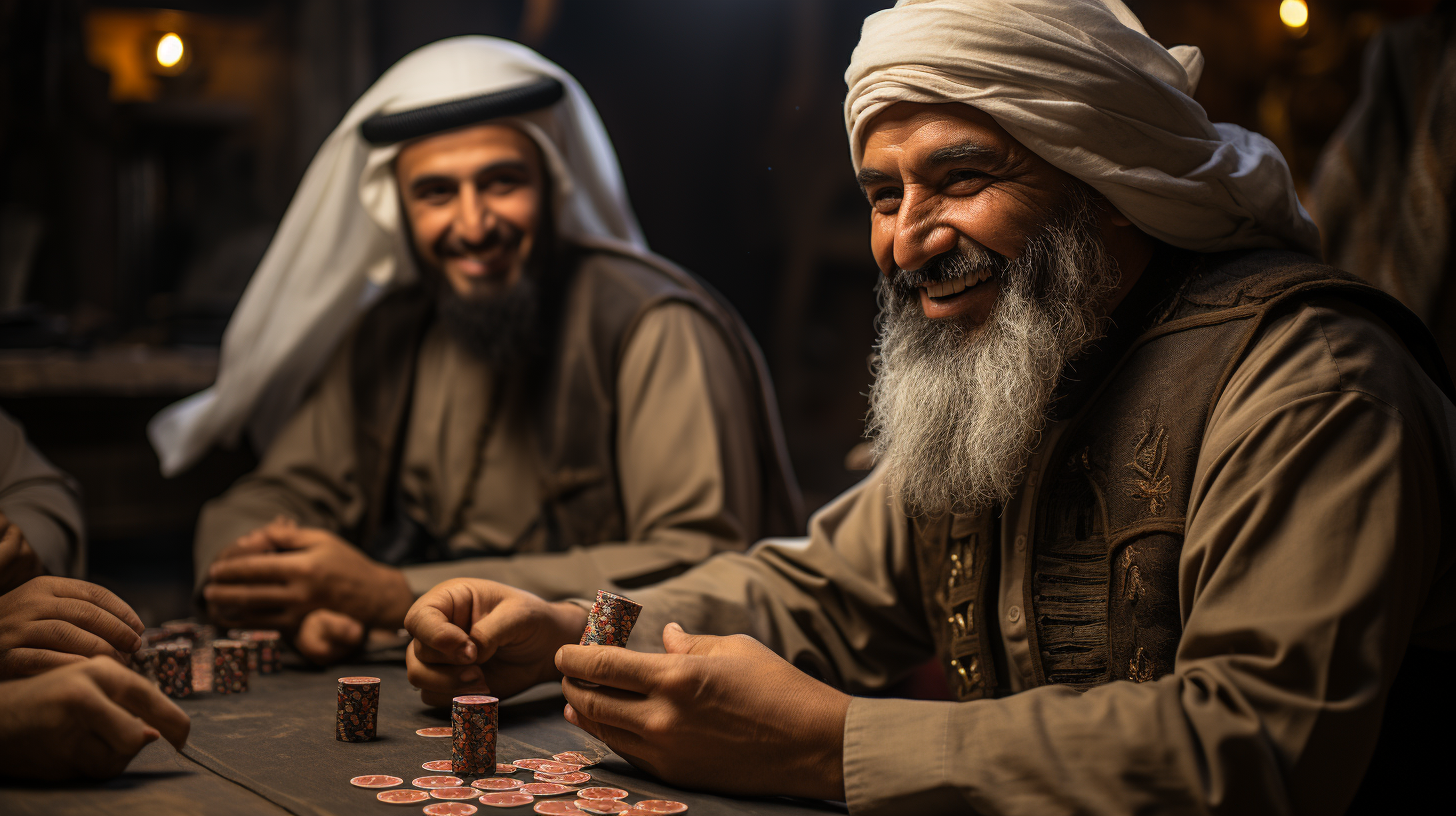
[1279,0,1309,29]
[156,32,184,68]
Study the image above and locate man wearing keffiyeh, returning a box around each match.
[404,4,1456,813]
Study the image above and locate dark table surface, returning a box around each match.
[0,658,848,816]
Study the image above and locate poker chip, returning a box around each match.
[573,801,629,815]
[349,775,403,788]
[535,772,591,785]
[431,787,480,800]
[520,783,577,797]
[633,802,688,814]
[534,802,583,815]
[335,676,379,742]
[452,695,500,775]
[472,778,524,791]
[579,590,643,647]
[478,792,535,808]
[423,760,455,772]
[212,640,250,694]
[551,752,596,767]
[497,763,520,774]
[576,788,628,801]
[534,762,583,775]
[424,804,479,816]
[377,789,431,804]
[413,776,466,789]
[417,726,454,737]
[512,759,558,771]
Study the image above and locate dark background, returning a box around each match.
[0,0,1436,624]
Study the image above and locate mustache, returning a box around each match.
[433,219,524,260]
[889,244,1009,296]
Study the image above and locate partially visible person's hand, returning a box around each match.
[294,608,367,665]
[557,624,850,800]
[203,519,412,631]
[405,578,586,707]
[0,577,144,679]
[0,510,46,595]
[0,656,190,781]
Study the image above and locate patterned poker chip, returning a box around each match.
[414,776,466,789]
[424,804,479,816]
[534,802,583,815]
[535,772,591,785]
[633,802,688,814]
[534,761,582,775]
[431,787,480,800]
[473,778,524,791]
[377,789,431,804]
[349,775,403,788]
[452,695,500,776]
[497,763,520,774]
[478,792,536,808]
[576,788,628,801]
[513,758,558,771]
[551,752,596,767]
[520,783,577,797]
[418,726,454,737]
[422,760,455,772]
[578,590,643,647]
[335,676,379,742]
[573,801,629,815]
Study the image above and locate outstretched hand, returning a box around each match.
[405,578,587,707]
[557,624,850,801]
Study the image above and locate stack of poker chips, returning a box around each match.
[337,676,381,742]
[161,620,201,644]
[579,590,644,647]
[229,629,284,675]
[156,642,192,698]
[211,639,250,694]
[450,695,499,774]
[132,646,160,681]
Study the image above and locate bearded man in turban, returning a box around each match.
[401,4,1455,814]
[151,38,800,663]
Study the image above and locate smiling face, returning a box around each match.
[395,123,545,300]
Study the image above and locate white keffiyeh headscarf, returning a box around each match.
[845,0,1320,256]
[149,36,647,476]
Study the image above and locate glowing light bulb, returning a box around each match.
[156,33,185,69]
[1279,0,1309,29]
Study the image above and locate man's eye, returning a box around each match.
[416,185,453,202]
[870,188,902,212]
[946,169,987,185]
[483,174,526,193]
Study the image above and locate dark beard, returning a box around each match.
[436,271,546,371]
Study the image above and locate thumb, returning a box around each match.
[661,622,715,655]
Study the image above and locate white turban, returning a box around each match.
[149,36,648,476]
[845,0,1320,257]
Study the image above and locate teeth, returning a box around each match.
[923,266,993,298]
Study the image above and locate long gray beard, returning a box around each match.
[866,195,1120,516]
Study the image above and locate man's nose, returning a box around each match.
[452,184,494,246]
[892,189,958,274]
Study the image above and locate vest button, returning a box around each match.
[1014,535,1026,553]
[1007,605,1022,623]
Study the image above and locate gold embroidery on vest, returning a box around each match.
[949,655,981,697]
[1128,646,1156,683]
[1128,409,1171,514]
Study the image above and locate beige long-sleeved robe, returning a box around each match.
[622,296,1456,815]
[0,408,84,578]
[194,300,766,602]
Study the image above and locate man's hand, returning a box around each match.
[0,577,144,679]
[0,656,190,781]
[405,578,586,707]
[0,510,46,595]
[295,608,367,665]
[203,519,413,631]
[557,623,850,801]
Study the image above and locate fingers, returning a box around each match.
[561,676,655,732]
[45,579,145,640]
[43,597,145,654]
[561,699,650,762]
[84,657,191,751]
[207,554,297,586]
[406,639,486,696]
[404,602,477,664]
[0,646,87,678]
[554,645,661,694]
[18,618,130,663]
[295,609,365,665]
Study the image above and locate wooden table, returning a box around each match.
[0,660,848,816]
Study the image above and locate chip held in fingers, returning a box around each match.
[579,590,643,647]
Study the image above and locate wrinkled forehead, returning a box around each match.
[858,101,1028,168]
[393,121,544,177]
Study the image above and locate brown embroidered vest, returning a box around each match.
[914,247,1454,700]
[346,243,802,565]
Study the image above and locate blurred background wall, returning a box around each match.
[0,0,1438,624]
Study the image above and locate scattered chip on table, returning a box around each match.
[552,752,596,767]
[377,789,431,804]
[633,801,688,814]
[534,802,584,815]
[577,788,628,801]
[536,771,591,785]
[478,791,536,808]
[417,726,454,738]
[574,801,630,815]
[496,763,520,774]
[414,775,466,789]
[349,775,402,788]
[473,778,524,791]
[424,803,480,816]
[513,758,560,771]
[431,787,481,800]
[520,782,578,796]
[423,759,455,772]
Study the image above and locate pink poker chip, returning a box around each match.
[552,752,596,767]
[576,788,628,801]
[473,778,525,791]
[536,772,591,785]
[478,792,536,808]
[534,802,583,815]
[350,775,403,788]
[573,801,629,815]
[422,760,455,772]
[633,802,688,814]
[417,726,454,738]
[432,787,481,800]
[425,804,480,816]
[520,783,577,797]
[414,776,466,789]
[534,761,582,775]
[377,789,432,804]
[513,758,559,771]
[497,763,521,774]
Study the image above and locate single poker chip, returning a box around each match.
[512,758,559,771]
[478,791,536,808]
[473,778,524,791]
[414,776,467,789]
[534,802,583,815]
[576,788,628,801]
[350,775,403,788]
[425,804,480,816]
[422,760,456,772]
[535,772,591,785]
[417,726,455,738]
[551,752,596,767]
[633,802,688,814]
[520,783,577,797]
[534,761,582,775]
[377,789,432,804]
[573,801,630,815]
[497,763,521,774]
[433,787,482,801]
